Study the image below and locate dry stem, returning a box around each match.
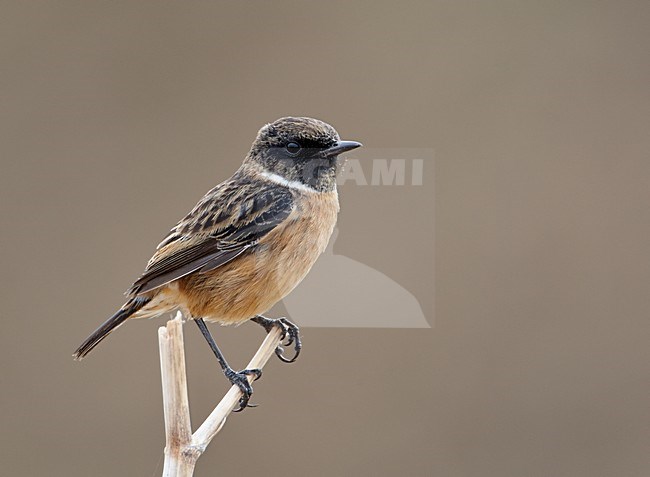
[158,311,283,476]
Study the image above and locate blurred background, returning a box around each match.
[1,1,649,476]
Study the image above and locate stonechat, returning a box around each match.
[74,117,362,410]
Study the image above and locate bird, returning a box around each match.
[73,117,362,410]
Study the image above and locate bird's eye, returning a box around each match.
[286,142,301,156]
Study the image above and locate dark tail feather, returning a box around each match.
[73,297,150,360]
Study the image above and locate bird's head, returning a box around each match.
[246,117,362,192]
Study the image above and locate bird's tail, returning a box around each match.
[73,297,151,360]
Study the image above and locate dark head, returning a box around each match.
[246,117,362,192]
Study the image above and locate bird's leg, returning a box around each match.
[194,318,261,412]
[251,315,302,363]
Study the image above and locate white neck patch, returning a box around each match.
[260,170,318,193]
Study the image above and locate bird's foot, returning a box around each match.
[224,367,262,412]
[252,315,302,363]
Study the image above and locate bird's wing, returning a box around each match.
[127,180,294,296]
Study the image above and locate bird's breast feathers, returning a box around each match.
[170,188,339,323]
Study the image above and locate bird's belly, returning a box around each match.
[177,191,339,324]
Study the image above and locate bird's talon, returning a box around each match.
[253,315,302,363]
[241,368,263,381]
[278,318,301,363]
[253,316,302,364]
[224,368,261,411]
[234,400,258,412]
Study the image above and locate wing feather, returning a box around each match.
[127,181,294,296]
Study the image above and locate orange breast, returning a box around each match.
[176,190,339,324]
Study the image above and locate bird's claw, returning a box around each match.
[225,368,262,412]
[253,316,301,363]
[274,318,301,363]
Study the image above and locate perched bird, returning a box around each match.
[73,117,361,410]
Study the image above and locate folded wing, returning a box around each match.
[127,181,294,296]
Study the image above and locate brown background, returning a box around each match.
[1,2,649,476]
